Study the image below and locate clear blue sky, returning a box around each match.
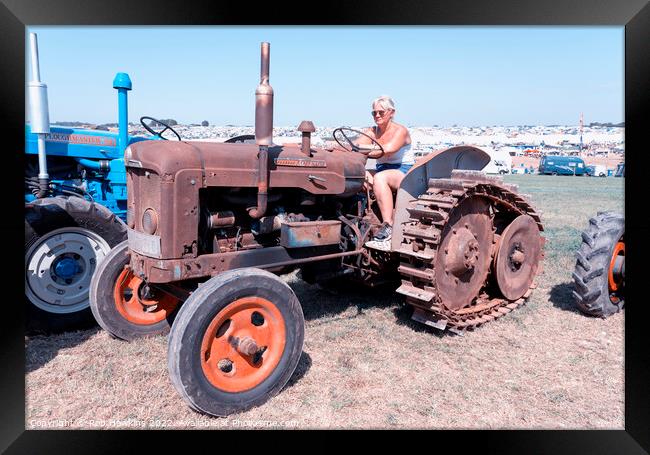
[26,26,624,127]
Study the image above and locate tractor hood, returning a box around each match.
[124,139,367,195]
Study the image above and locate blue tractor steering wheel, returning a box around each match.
[140,116,182,141]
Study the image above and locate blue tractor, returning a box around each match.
[24,33,170,332]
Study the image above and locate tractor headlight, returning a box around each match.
[142,208,159,234]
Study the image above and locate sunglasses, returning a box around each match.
[372,110,388,117]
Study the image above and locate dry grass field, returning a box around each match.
[25,174,625,430]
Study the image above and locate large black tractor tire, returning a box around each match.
[572,211,625,317]
[168,268,305,416]
[25,197,127,334]
[89,240,182,341]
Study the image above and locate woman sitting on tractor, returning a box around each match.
[358,95,414,246]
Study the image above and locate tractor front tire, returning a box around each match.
[89,240,181,341]
[25,197,127,334]
[572,211,624,317]
[168,268,305,416]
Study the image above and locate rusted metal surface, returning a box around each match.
[434,197,493,310]
[280,220,341,248]
[298,121,315,156]
[206,211,236,229]
[255,42,273,146]
[125,142,366,194]
[130,214,367,283]
[396,172,544,332]
[236,336,259,356]
[125,140,366,259]
[130,246,363,283]
[249,43,274,218]
[495,214,543,301]
[248,145,269,219]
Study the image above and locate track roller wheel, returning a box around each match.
[167,268,304,416]
[89,240,181,340]
[572,212,625,317]
[494,214,543,301]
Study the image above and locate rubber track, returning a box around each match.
[397,171,543,331]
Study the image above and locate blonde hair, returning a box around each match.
[372,95,395,112]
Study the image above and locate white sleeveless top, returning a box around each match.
[374,126,415,165]
[377,143,415,165]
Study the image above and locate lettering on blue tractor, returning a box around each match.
[46,132,117,146]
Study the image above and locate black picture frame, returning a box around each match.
[2,0,648,452]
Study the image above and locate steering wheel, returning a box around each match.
[140,116,182,141]
[333,127,384,158]
[224,134,256,144]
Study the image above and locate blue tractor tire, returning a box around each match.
[25,196,127,334]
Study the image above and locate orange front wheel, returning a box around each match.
[90,240,182,341]
[200,296,286,393]
[168,268,305,417]
[114,267,180,326]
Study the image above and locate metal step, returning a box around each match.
[411,308,447,330]
[417,194,456,208]
[396,283,435,303]
[405,206,447,222]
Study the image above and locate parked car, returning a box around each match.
[538,155,586,176]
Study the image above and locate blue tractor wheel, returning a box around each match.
[25,196,127,333]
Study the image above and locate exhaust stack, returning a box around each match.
[249,42,274,219]
[27,32,51,197]
[255,42,273,145]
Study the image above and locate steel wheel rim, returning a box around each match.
[25,227,111,314]
[113,267,179,325]
[608,240,625,303]
[200,297,286,393]
[495,215,542,301]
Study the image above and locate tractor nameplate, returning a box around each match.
[127,228,162,258]
[274,157,327,168]
[45,132,117,146]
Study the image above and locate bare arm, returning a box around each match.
[367,126,410,159]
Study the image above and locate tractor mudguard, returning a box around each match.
[392,146,491,250]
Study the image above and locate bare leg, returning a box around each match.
[363,170,375,191]
[372,169,406,225]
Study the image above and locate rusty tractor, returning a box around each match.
[573,211,624,317]
[89,42,545,416]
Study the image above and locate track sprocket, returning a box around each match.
[434,197,493,311]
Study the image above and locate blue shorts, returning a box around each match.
[376,162,413,174]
